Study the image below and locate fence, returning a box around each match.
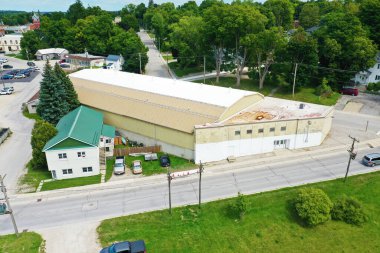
[113,145,161,157]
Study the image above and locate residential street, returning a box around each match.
[137,29,173,79]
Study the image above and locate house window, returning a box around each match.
[258,128,264,133]
[105,139,111,144]
[10,40,12,44]
[15,40,18,44]
[376,75,380,81]
[31,105,37,108]
[100,137,103,142]
[62,169,73,174]
[82,167,93,172]
[77,151,86,158]
[270,127,275,132]
[378,64,380,69]
[105,147,110,152]
[281,126,286,131]
[247,129,252,134]
[58,153,67,159]
[235,130,241,136]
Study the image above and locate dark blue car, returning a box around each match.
[100,240,146,253]
[1,74,13,80]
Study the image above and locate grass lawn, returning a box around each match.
[0,232,44,253]
[106,157,115,182]
[41,174,101,191]
[98,171,380,253]
[19,162,51,192]
[124,152,196,176]
[168,62,206,78]
[6,53,27,60]
[196,77,341,106]
[22,108,42,121]
[162,53,173,61]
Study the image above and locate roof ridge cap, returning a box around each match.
[68,107,82,137]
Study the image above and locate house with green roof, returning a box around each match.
[43,106,115,180]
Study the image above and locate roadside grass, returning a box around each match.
[124,152,196,176]
[98,171,380,252]
[162,53,173,61]
[6,53,27,60]
[19,162,51,192]
[196,77,340,105]
[41,174,101,191]
[22,107,42,121]
[0,232,44,253]
[105,157,115,182]
[168,62,205,78]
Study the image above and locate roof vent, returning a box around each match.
[299,103,305,109]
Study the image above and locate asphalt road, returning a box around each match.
[1,143,379,235]
[137,30,172,79]
[0,56,43,194]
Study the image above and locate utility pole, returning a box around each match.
[344,136,359,182]
[292,63,298,98]
[26,49,29,61]
[0,62,5,89]
[0,175,19,237]
[203,56,206,84]
[138,53,142,74]
[198,161,203,209]
[167,167,172,214]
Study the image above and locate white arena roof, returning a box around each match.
[69,69,256,108]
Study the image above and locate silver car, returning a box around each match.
[362,153,380,167]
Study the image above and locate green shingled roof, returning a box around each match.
[43,106,104,152]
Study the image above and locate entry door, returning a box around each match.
[274,139,288,149]
[51,170,56,179]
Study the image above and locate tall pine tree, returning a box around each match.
[53,63,80,111]
[37,61,69,125]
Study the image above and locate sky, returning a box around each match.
[0,0,240,12]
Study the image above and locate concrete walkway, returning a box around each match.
[137,30,172,79]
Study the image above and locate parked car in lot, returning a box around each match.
[113,156,125,175]
[14,73,26,79]
[132,160,143,174]
[159,154,171,167]
[20,69,31,76]
[27,61,35,66]
[3,87,14,93]
[2,64,13,69]
[100,240,146,253]
[0,89,12,95]
[60,63,70,69]
[0,58,8,63]
[362,153,380,167]
[1,74,13,80]
[9,70,19,75]
[340,86,359,96]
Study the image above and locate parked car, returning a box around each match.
[60,63,70,69]
[14,73,26,79]
[100,240,146,253]
[33,66,40,71]
[1,74,13,80]
[132,160,143,174]
[27,61,35,66]
[362,153,380,167]
[2,64,13,69]
[9,70,19,75]
[3,87,14,92]
[0,89,12,95]
[113,156,125,175]
[159,154,171,167]
[0,58,8,63]
[341,86,359,96]
[20,69,31,76]
[59,59,67,64]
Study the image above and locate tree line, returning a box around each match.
[137,0,378,90]
[19,0,148,73]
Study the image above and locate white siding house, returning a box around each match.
[26,91,39,114]
[43,106,115,180]
[354,53,380,85]
[105,55,124,71]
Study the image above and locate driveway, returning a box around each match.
[0,56,43,194]
[137,30,173,79]
[335,92,380,116]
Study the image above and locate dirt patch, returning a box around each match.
[343,102,363,113]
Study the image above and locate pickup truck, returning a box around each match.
[113,156,125,175]
[100,240,146,253]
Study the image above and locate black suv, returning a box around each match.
[159,155,171,167]
[27,61,36,66]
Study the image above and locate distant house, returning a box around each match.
[353,53,380,85]
[105,55,124,71]
[0,34,23,53]
[26,91,39,113]
[35,48,68,60]
[113,16,122,24]
[67,51,105,69]
[43,106,115,180]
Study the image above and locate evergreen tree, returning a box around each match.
[37,61,69,125]
[53,63,80,111]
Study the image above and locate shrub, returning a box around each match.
[294,188,333,226]
[228,192,248,220]
[316,78,333,98]
[367,82,380,92]
[331,197,368,225]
